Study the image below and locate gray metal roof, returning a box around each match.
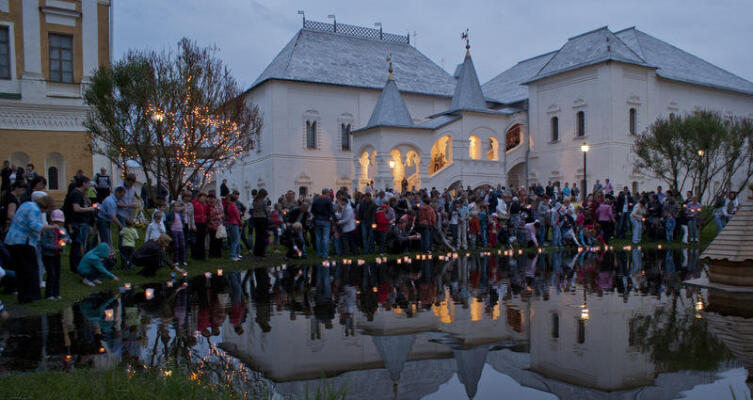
[365,78,415,128]
[527,26,651,83]
[449,53,489,112]
[249,22,457,97]
[417,114,461,129]
[482,51,555,105]
[616,28,753,95]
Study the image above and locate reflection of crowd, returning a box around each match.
[0,248,704,374]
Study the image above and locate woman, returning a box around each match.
[251,189,270,257]
[181,190,196,254]
[630,198,648,244]
[207,193,224,258]
[192,192,208,260]
[133,234,186,277]
[3,195,55,303]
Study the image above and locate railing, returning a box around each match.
[303,20,410,44]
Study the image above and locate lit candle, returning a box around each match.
[124,282,132,290]
[145,288,154,300]
[58,239,67,247]
[371,224,377,229]
[204,272,212,279]
[372,286,378,293]
[658,244,662,250]
[216,268,223,276]
[166,281,174,288]
[538,248,543,253]
[104,308,114,321]
[428,255,432,260]
[397,259,402,264]
[518,250,523,255]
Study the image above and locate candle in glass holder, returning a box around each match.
[216,269,223,276]
[124,282,132,290]
[104,308,114,321]
[371,224,377,229]
[166,281,174,288]
[145,288,154,300]
[204,272,212,279]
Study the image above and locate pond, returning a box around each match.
[0,249,750,399]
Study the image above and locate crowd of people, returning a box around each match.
[0,157,743,314]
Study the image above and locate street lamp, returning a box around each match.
[580,143,589,200]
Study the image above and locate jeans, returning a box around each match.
[664,217,676,242]
[376,230,387,253]
[617,212,631,238]
[688,218,699,242]
[228,224,240,259]
[69,223,90,273]
[171,230,186,263]
[480,226,488,247]
[120,245,134,270]
[42,254,61,298]
[361,224,375,253]
[457,220,468,249]
[630,217,642,244]
[419,225,432,252]
[315,220,331,258]
[96,218,112,247]
[714,214,726,234]
[552,225,562,247]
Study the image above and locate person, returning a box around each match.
[358,192,377,253]
[25,163,38,183]
[251,189,269,257]
[686,196,702,243]
[270,203,283,253]
[96,186,125,246]
[115,173,137,227]
[166,201,187,265]
[596,198,615,241]
[133,234,185,277]
[334,196,356,256]
[523,220,540,247]
[192,192,208,260]
[375,203,391,254]
[417,195,436,253]
[457,200,469,250]
[1,181,26,234]
[225,191,242,261]
[93,167,112,204]
[40,209,69,299]
[663,195,680,242]
[281,222,305,259]
[4,195,55,303]
[616,187,634,239]
[724,191,739,223]
[76,243,118,286]
[312,188,334,258]
[468,210,480,249]
[20,176,47,203]
[207,193,224,258]
[385,215,421,253]
[64,176,96,272]
[604,178,613,196]
[119,218,138,270]
[0,160,12,194]
[630,198,647,244]
[145,210,167,242]
[592,179,603,194]
[220,179,230,198]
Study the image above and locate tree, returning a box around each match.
[633,115,688,192]
[85,38,262,200]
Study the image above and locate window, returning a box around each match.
[551,314,559,339]
[629,108,637,135]
[299,186,308,197]
[47,167,58,190]
[551,116,559,142]
[505,124,522,151]
[0,27,9,79]
[49,34,73,83]
[576,111,585,137]
[340,123,351,151]
[306,120,317,149]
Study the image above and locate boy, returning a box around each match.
[119,218,138,270]
[77,243,119,286]
[40,209,69,299]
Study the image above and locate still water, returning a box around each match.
[1,249,750,399]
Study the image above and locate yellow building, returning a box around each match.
[0,0,111,201]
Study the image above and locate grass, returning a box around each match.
[1,213,721,317]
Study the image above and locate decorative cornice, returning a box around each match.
[39,6,82,19]
[0,104,87,131]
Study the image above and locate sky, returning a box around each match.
[114,0,753,90]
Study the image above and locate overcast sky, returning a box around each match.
[114,0,753,89]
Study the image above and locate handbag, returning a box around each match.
[216,224,227,239]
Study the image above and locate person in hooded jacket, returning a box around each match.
[77,242,119,286]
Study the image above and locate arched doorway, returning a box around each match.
[507,163,526,190]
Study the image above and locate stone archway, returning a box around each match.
[507,162,526,190]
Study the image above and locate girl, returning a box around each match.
[270,203,283,253]
[145,210,166,242]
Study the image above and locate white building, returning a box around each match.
[229,20,753,202]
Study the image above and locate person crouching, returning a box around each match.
[281,222,305,259]
[133,234,186,277]
[77,242,119,286]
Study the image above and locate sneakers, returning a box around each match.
[93,279,103,285]
[231,257,240,262]
[82,278,96,287]
[182,262,188,266]
[47,296,56,300]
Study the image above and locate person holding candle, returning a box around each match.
[686,195,702,243]
[63,176,96,273]
[40,209,69,299]
[119,218,138,270]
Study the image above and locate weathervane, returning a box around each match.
[387,53,393,80]
[461,28,470,55]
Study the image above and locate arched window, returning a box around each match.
[47,167,59,190]
[468,136,481,160]
[340,123,351,151]
[629,108,637,135]
[505,124,522,151]
[551,116,559,142]
[576,111,585,137]
[306,120,317,149]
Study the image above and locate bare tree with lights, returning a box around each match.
[84,38,262,200]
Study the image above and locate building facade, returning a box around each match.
[0,0,111,200]
[231,20,753,203]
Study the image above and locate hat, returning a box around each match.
[51,209,65,223]
[31,191,48,201]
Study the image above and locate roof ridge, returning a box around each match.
[515,50,558,65]
[605,29,646,63]
[567,25,609,40]
[280,30,302,79]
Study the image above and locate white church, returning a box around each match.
[227,19,753,200]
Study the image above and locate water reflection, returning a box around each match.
[0,249,746,399]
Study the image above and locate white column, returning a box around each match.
[81,0,98,79]
[22,0,42,79]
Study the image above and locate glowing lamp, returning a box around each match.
[216,268,223,276]
[145,288,154,300]
[104,309,114,321]
[580,144,590,153]
[389,160,396,168]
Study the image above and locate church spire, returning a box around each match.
[449,30,487,112]
[365,57,413,128]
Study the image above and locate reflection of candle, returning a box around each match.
[98,346,106,353]
[182,271,188,277]
[145,288,154,300]
[518,249,523,255]
[372,287,378,293]
[216,269,223,276]
[104,309,114,321]
[58,228,66,235]
[92,203,99,208]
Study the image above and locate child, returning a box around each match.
[488,214,498,248]
[145,210,166,242]
[77,243,119,286]
[270,204,283,253]
[166,201,187,266]
[40,209,69,299]
[468,210,480,249]
[119,218,138,270]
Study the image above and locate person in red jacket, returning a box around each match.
[375,203,391,254]
[191,193,208,260]
[224,191,242,261]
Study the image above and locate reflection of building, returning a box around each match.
[229,19,753,201]
[0,0,112,200]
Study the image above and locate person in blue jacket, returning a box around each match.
[77,242,119,286]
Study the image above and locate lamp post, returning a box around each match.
[580,143,589,201]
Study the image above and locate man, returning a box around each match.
[358,192,377,253]
[311,188,334,258]
[592,179,602,194]
[523,221,541,247]
[0,160,12,194]
[571,183,580,200]
[115,173,137,227]
[385,214,421,254]
[65,176,96,271]
[417,195,436,252]
[96,186,125,246]
[604,178,614,196]
[220,179,230,198]
[656,186,665,204]
[93,167,112,204]
[615,186,635,239]
[25,163,38,184]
